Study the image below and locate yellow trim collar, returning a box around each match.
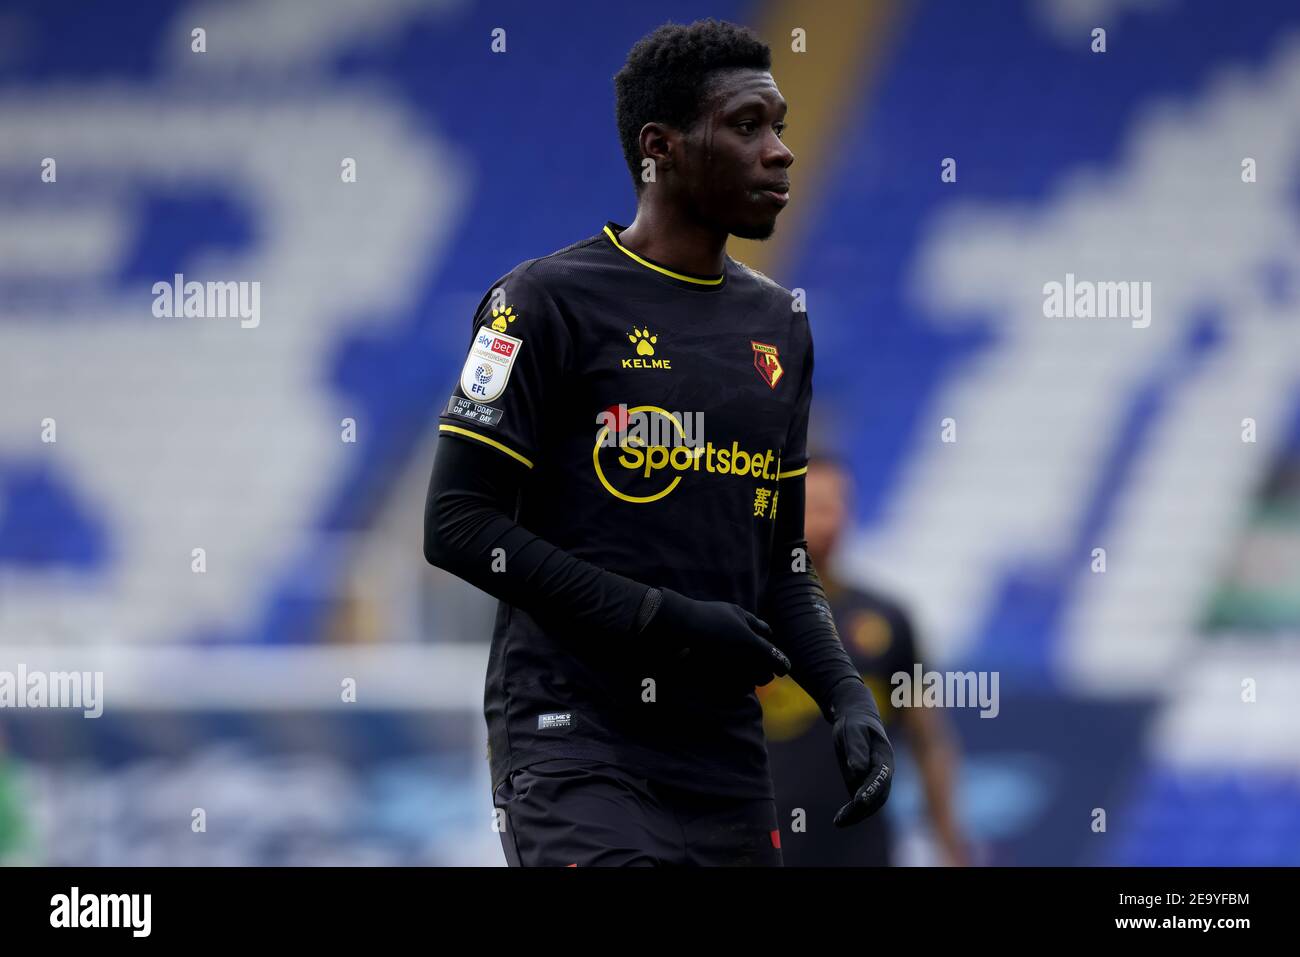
[603,225,725,286]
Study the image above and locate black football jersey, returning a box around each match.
[439,221,813,799]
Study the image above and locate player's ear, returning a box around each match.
[638,122,674,177]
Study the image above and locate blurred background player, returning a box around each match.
[759,452,970,866]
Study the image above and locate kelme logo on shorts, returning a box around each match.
[592,404,780,504]
[538,712,573,730]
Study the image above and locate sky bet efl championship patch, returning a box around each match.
[460,326,522,404]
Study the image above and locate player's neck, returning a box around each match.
[617,205,728,278]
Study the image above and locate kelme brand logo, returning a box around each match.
[622,326,671,370]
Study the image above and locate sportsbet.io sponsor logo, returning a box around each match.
[592,404,780,504]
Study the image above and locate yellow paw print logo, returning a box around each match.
[491,305,519,332]
[628,327,657,356]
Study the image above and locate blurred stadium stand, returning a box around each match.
[0,0,1298,864]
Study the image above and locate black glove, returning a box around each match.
[638,586,792,688]
[827,676,894,827]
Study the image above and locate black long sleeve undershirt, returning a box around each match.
[424,430,877,724]
[759,474,884,727]
[423,433,658,640]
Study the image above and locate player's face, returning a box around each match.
[805,463,850,567]
[680,70,794,240]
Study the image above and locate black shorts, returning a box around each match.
[493,758,783,867]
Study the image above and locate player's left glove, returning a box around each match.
[827,676,894,827]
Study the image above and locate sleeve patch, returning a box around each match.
[445,395,504,427]
[459,327,523,403]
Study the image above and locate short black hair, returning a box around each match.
[614,18,771,193]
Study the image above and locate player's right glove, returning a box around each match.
[637,586,792,689]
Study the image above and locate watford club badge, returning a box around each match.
[751,341,784,389]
